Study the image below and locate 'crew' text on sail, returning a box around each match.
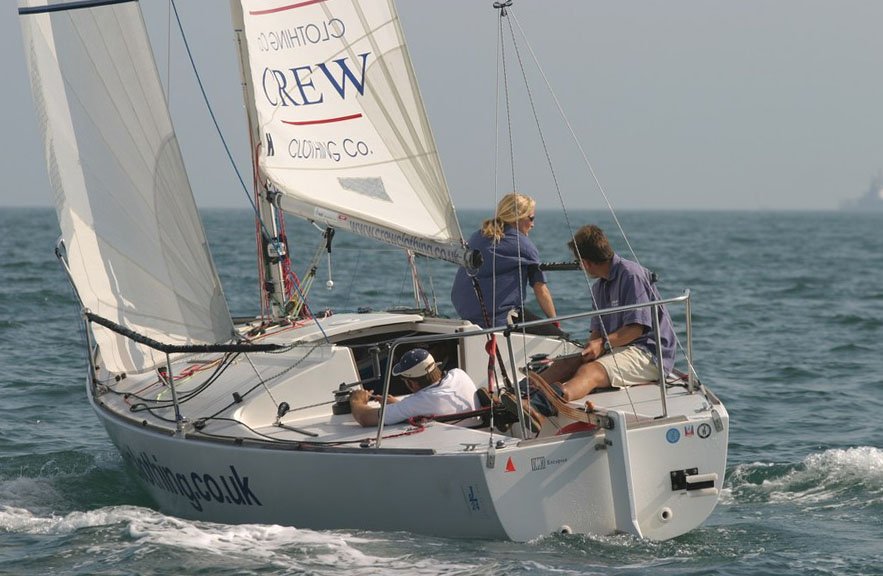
[262,52,370,107]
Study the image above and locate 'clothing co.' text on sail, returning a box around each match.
[255,19,346,52]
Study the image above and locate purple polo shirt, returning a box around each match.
[590,254,676,373]
[451,226,546,327]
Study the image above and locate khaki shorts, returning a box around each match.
[595,345,663,388]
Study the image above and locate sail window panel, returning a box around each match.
[270,170,451,241]
[338,177,391,202]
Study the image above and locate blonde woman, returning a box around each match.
[451,193,562,336]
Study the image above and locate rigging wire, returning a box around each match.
[513,9,698,381]
[497,4,643,415]
[244,353,281,410]
[496,4,517,329]
[508,11,641,270]
[499,8,541,353]
[117,352,239,408]
[168,1,330,336]
[482,1,507,412]
[133,342,326,420]
[495,5,556,414]
[168,0,279,318]
[168,1,253,217]
[499,6,700,401]
[407,252,432,311]
[341,248,364,311]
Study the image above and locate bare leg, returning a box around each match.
[560,361,611,401]
[535,354,582,387]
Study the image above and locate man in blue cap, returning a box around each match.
[350,348,481,427]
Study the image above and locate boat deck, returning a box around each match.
[95,367,706,454]
[90,312,713,454]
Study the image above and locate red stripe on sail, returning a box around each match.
[249,0,327,16]
[282,113,362,126]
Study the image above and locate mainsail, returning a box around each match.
[235,0,468,265]
[19,0,234,374]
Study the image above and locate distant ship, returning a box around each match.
[842,174,883,211]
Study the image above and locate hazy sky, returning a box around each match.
[3,0,883,211]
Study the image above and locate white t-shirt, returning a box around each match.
[383,368,481,426]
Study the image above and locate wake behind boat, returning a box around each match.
[18,0,728,541]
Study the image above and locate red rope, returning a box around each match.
[485,337,498,394]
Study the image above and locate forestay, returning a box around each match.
[237,0,467,265]
[19,0,234,374]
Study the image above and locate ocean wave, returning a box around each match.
[825,313,883,331]
[0,449,151,517]
[0,503,813,576]
[0,319,24,330]
[0,505,476,575]
[0,450,102,482]
[827,341,879,356]
[726,446,883,508]
[767,279,823,298]
[0,477,68,519]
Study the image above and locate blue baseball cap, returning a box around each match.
[392,348,437,378]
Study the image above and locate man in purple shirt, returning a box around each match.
[520,224,676,407]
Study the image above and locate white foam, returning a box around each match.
[0,504,149,535]
[717,486,734,505]
[0,505,474,574]
[730,446,883,507]
[804,446,883,479]
[128,518,475,573]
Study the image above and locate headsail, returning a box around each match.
[19,0,234,374]
[236,0,468,265]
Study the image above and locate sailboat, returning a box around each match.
[18,0,728,541]
[841,173,883,211]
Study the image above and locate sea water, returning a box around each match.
[1,207,881,575]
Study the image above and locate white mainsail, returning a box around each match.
[236,0,467,265]
[19,0,234,374]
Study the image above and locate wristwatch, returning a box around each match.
[603,339,612,353]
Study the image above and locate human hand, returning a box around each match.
[350,389,371,405]
[581,339,604,361]
[355,391,399,404]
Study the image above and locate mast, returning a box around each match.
[231,0,479,272]
[230,0,288,319]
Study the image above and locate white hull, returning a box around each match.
[89,312,728,541]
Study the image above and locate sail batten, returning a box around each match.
[238,0,465,264]
[20,0,234,374]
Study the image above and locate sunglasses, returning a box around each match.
[527,215,535,222]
